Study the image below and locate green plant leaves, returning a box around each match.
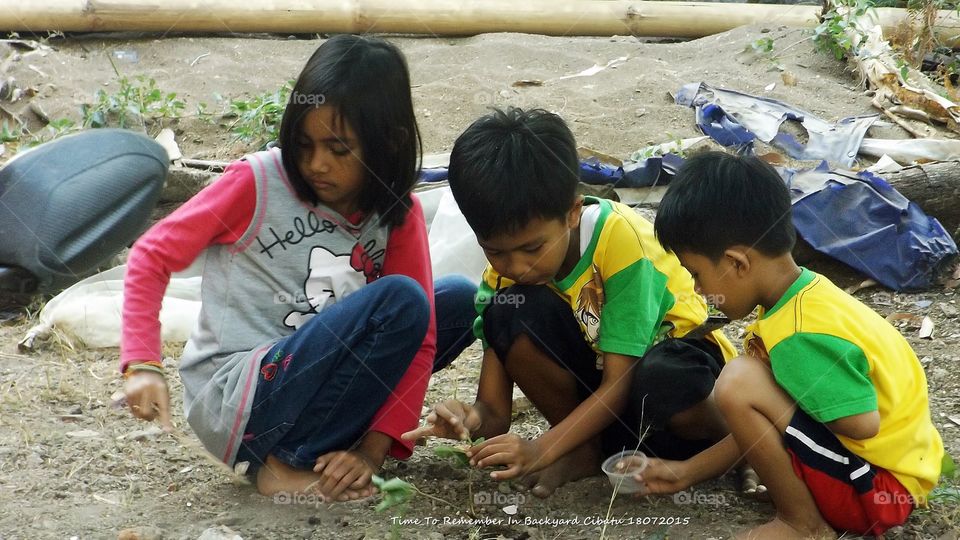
[371,474,415,513]
[433,437,485,468]
[434,445,471,466]
[227,80,294,146]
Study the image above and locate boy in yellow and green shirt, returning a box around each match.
[648,151,943,538]
[403,107,736,497]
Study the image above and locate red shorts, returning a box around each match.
[784,408,914,536]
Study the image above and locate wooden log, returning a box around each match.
[881,160,960,237]
[1,1,960,46]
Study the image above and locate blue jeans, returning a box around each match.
[236,274,477,470]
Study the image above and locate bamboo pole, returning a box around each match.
[1,1,959,47]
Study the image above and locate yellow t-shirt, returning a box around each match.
[744,268,944,502]
[475,197,736,361]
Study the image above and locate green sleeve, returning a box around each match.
[473,277,498,347]
[599,258,674,357]
[770,333,877,423]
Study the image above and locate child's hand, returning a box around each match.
[467,434,544,480]
[401,399,479,442]
[123,371,173,432]
[633,457,690,495]
[313,450,377,501]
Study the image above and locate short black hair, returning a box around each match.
[654,151,795,260]
[278,34,421,229]
[448,107,579,239]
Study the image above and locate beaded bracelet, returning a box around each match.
[124,362,164,378]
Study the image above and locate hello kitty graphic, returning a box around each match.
[282,240,385,330]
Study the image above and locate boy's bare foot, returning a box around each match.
[739,465,770,502]
[736,517,836,540]
[521,444,600,498]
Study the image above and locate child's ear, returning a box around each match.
[566,196,584,228]
[723,247,752,277]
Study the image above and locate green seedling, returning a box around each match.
[81,66,185,132]
[0,120,22,143]
[433,437,485,467]
[942,452,956,479]
[433,436,486,516]
[224,80,294,146]
[371,474,415,512]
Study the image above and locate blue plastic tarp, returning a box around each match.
[676,82,878,167]
[418,154,682,188]
[783,163,956,291]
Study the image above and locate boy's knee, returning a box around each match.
[483,284,554,328]
[714,356,765,411]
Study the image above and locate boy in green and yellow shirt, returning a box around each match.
[404,108,736,496]
[648,151,943,538]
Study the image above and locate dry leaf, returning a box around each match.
[919,316,935,339]
[886,312,922,326]
[758,152,787,165]
[512,79,543,87]
[577,146,623,167]
[781,71,798,86]
[845,279,878,295]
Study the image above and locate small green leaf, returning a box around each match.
[942,452,956,479]
[434,445,471,466]
[371,474,414,512]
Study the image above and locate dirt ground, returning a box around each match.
[0,24,958,540]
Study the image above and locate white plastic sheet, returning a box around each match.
[22,186,486,349]
[20,261,203,349]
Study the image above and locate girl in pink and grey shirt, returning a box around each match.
[121,35,476,502]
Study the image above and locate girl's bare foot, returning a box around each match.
[256,454,378,502]
[256,454,327,498]
[736,517,836,540]
[337,485,376,501]
[739,464,770,501]
[521,443,601,498]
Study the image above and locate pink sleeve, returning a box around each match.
[368,194,437,459]
[120,161,257,372]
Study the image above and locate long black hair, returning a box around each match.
[278,35,421,228]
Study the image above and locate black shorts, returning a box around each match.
[483,284,724,459]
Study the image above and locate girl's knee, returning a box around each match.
[436,274,478,300]
[375,275,430,330]
[436,274,478,315]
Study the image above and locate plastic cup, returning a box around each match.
[601,450,648,494]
